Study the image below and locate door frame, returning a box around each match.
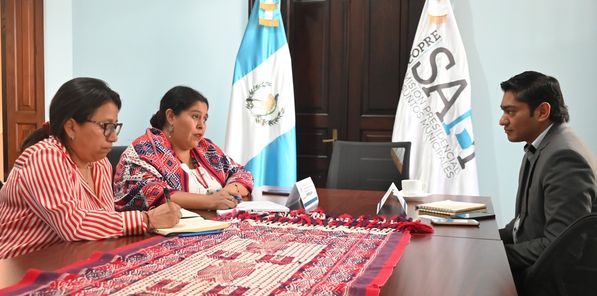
[1,0,45,179]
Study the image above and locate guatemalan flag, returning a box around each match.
[392,0,479,195]
[225,0,297,187]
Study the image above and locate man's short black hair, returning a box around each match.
[500,71,569,123]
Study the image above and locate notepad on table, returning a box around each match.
[153,217,230,236]
[415,200,486,216]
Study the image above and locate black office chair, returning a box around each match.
[107,145,127,176]
[326,141,410,191]
[522,214,597,296]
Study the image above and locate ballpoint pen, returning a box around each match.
[233,184,242,202]
[210,188,242,203]
[164,187,171,203]
[176,230,223,237]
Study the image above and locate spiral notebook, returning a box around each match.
[415,200,486,216]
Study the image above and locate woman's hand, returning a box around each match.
[209,190,239,210]
[223,182,249,197]
[147,202,181,229]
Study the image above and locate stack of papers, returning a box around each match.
[216,200,290,216]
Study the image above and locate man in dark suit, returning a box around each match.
[498,71,597,286]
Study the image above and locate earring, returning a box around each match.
[167,125,174,138]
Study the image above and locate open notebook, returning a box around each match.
[153,210,230,236]
[415,200,486,216]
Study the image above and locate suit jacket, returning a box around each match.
[499,123,597,270]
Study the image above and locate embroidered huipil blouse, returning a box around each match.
[113,128,254,211]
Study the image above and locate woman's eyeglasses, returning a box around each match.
[86,120,123,136]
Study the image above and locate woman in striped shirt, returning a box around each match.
[0,77,180,259]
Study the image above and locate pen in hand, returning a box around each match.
[147,188,180,229]
[164,187,176,212]
[164,187,171,203]
[211,188,242,203]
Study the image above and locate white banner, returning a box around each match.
[392,0,478,195]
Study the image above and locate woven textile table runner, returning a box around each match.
[1,210,432,296]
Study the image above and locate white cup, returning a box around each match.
[401,179,424,196]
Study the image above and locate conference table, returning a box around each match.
[0,188,517,295]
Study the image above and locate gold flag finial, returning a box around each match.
[428,0,449,24]
[259,1,279,27]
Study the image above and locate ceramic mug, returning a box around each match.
[401,179,424,196]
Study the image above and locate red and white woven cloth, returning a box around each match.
[1,210,432,296]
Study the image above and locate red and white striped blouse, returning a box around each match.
[0,137,147,259]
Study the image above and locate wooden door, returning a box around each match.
[286,0,423,186]
[1,0,45,178]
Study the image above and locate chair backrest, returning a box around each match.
[107,146,127,176]
[326,141,410,191]
[523,213,597,296]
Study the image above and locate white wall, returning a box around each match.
[43,0,73,119]
[70,0,247,146]
[44,0,597,226]
[453,0,597,226]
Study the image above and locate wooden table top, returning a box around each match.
[0,187,516,295]
[253,188,501,240]
[387,234,516,296]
